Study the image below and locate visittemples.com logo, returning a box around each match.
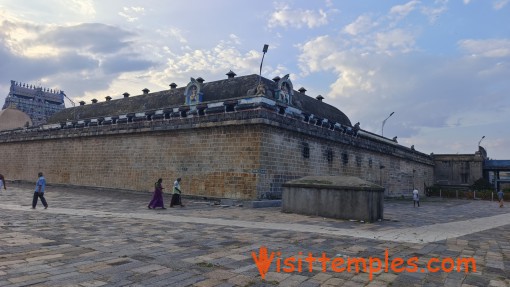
[252,246,476,281]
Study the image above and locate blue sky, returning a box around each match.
[0,0,509,159]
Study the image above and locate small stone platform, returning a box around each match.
[282,175,384,222]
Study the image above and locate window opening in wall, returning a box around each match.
[461,173,468,184]
[356,156,362,167]
[342,152,348,165]
[369,158,373,168]
[225,104,235,112]
[302,142,310,158]
[326,148,333,162]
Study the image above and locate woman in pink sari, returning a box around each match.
[148,178,166,209]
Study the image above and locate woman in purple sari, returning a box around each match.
[148,178,166,209]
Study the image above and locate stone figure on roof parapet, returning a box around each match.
[275,74,293,105]
[256,83,266,96]
[184,77,203,105]
[247,82,273,98]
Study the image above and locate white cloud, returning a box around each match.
[268,5,329,29]
[65,0,96,16]
[328,66,375,98]
[459,39,510,58]
[493,0,510,10]
[118,6,145,22]
[156,27,188,44]
[296,35,338,74]
[229,34,242,45]
[375,29,416,53]
[297,38,377,99]
[420,1,448,23]
[150,39,265,89]
[343,15,376,35]
[463,0,471,4]
[390,0,421,17]
[297,29,510,154]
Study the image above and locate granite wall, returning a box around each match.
[0,107,434,199]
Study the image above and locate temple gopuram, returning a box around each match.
[2,80,66,126]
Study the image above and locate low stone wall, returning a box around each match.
[282,176,385,222]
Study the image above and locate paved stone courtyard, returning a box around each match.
[0,183,509,287]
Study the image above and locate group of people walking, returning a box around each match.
[147,177,185,210]
[3,172,186,211]
[3,172,507,210]
[2,172,49,209]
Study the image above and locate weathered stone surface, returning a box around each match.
[0,107,434,199]
[283,175,383,190]
[282,176,384,222]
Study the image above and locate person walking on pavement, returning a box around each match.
[413,189,420,207]
[148,178,166,209]
[497,189,504,208]
[32,172,48,209]
[170,177,184,207]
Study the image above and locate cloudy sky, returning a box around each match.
[0,0,509,159]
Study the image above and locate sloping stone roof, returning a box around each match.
[47,74,352,126]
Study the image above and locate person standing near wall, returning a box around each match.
[497,189,504,208]
[0,174,6,192]
[32,172,48,209]
[170,177,184,207]
[413,189,420,207]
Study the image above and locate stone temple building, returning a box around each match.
[0,72,434,199]
[2,80,66,126]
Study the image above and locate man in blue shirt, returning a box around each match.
[497,189,504,208]
[32,172,48,209]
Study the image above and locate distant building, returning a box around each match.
[433,146,510,191]
[2,80,65,126]
[432,153,484,187]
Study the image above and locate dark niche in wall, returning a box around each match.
[342,152,349,165]
[325,148,334,162]
[302,142,310,159]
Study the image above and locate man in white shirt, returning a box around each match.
[413,189,420,207]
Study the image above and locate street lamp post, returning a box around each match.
[381,112,395,137]
[257,44,269,87]
[478,136,485,147]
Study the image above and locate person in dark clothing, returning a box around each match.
[170,178,184,207]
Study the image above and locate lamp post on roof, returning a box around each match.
[381,112,394,137]
[478,136,485,147]
[257,44,269,87]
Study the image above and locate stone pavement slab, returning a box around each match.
[0,183,509,286]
